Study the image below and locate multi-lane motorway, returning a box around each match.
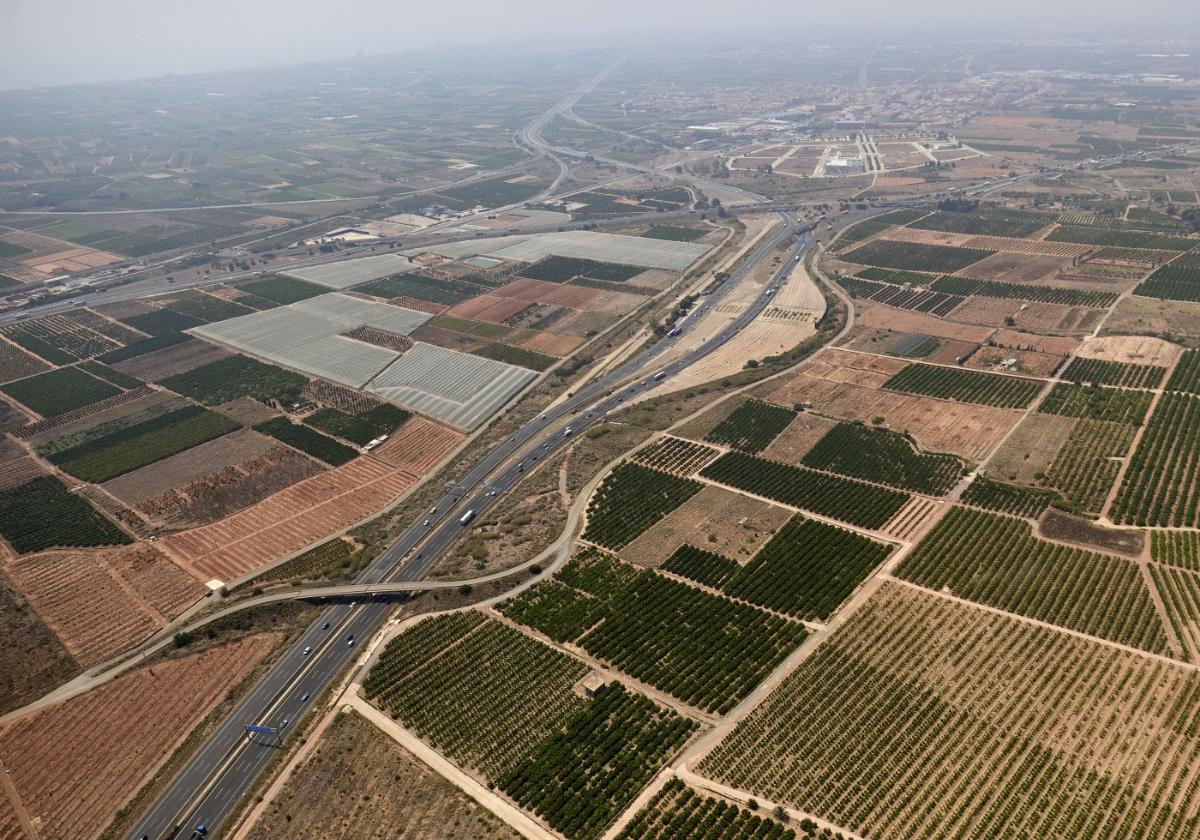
[128,209,804,840]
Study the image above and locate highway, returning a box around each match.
[127,206,804,840]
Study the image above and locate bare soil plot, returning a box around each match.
[94,299,155,320]
[0,635,276,840]
[110,338,230,381]
[1103,296,1200,347]
[656,316,816,395]
[102,428,276,507]
[244,710,518,840]
[411,323,489,353]
[986,412,1077,485]
[1037,508,1144,557]
[1076,334,1183,367]
[619,484,791,568]
[989,329,1081,356]
[958,251,1074,282]
[578,288,646,315]
[882,496,943,541]
[444,294,530,324]
[761,372,1020,461]
[0,445,43,491]
[545,308,620,337]
[845,299,995,343]
[879,227,979,248]
[519,330,582,356]
[963,346,1064,377]
[213,395,279,426]
[369,416,464,474]
[5,544,202,666]
[137,446,326,529]
[760,412,841,465]
[492,277,601,308]
[946,295,1019,326]
[162,458,418,583]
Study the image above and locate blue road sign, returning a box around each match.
[244,724,274,736]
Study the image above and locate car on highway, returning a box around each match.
[302,646,312,655]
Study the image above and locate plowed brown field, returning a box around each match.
[162,458,418,583]
[5,545,203,666]
[369,417,464,474]
[0,635,276,840]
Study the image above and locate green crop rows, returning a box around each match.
[1166,349,1200,394]
[642,226,707,242]
[78,360,143,390]
[158,290,254,323]
[238,275,328,304]
[0,366,119,417]
[1,319,116,364]
[1112,392,1200,526]
[365,615,588,777]
[0,475,130,554]
[836,276,964,316]
[50,405,239,483]
[161,354,307,405]
[305,404,408,446]
[909,211,1047,238]
[254,417,357,466]
[617,778,797,840]
[725,516,892,620]
[499,684,697,840]
[97,332,191,364]
[928,276,1117,308]
[960,476,1057,518]
[897,506,1166,651]
[118,309,204,337]
[802,421,963,495]
[237,537,359,589]
[841,239,993,273]
[1061,357,1165,388]
[476,342,556,371]
[884,363,1043,408]
[1135,265,1200,302]
[356,272,486,305]
[704,399,796,453]
[701,451,908,530]
[1038,383,1152,424]
[1151,531,1200,571]
[1047,225,1196,251]
[660,544,739,588]
[583,463,702,550]
[1044,418,1136,514]
[502,551,808,714]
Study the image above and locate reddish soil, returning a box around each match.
[137,446,326,529]
[213,396,278,426]
[760,413,841,465]
[387,296,448,315]
[958,252,1073,283]
[161,458,418,583]
[879,227,978,248]
[0,635,276,840]
[577,289,645,315]
[519,331,583,356]
[4,545,203,666]
[989,329,1080,356]
[963,346,1065,377]
[444,295,530,324]
[411,324,488,353]
[491,278,602,309]
[848,300,995,343]
[370,417,464,474]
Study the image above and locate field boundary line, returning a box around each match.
[0,757,39,840]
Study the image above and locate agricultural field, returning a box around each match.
[1151,530,1200,571]
[160,354,307,405]
[960,476,1057,518]
[48,404,240,482]
[97,331,192,364]
[703,399,796,453]
[907,210,1048,238]
[884,363,1043,408]
[1165,348,1200,394]
[0,338,50,383]
[254,417,358,465]
[1112,392,1200,526]
[1060,356,1165,388]
[0,365,119,418]
[836,276,966,317]
[897,506,1166,650]
[356,271,488,306]
[630,436,720,477]
[501,551,807,714]
[1047,224,1196,251]
[801,421,963,495]
[0,573,79,716]
[1136,264,1200,302]
[583,462,703,550]
[365,612,695,839]
[698,582,1200,840]
[841,239,994,273]
[617,778,796,840]
[929,276,1117,307]
[244,710,519,840]
[305,403,409,445]
[1043,417,1137,513]
[0,635,276,840]
[1147,564,1200,661]
[700,451,909,530]
[1038,382,1152,424]
[0,475,130,554]
[1,315,121,365]
[237,275,328,304]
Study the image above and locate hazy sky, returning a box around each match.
[1,0,1197,89]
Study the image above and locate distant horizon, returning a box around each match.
[1,1,1198,92]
